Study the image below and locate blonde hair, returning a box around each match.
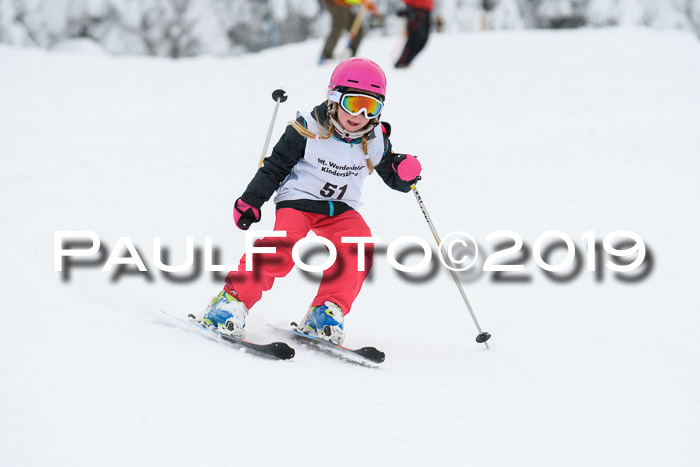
[289,102,376,174]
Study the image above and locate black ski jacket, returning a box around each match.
[239,102,412,217]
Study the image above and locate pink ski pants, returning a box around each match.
[224,208,373,314]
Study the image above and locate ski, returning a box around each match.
[274,323,385,366]
[182,313,295,360]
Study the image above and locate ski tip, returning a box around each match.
[270,342,296,360]
[357,347,385,364]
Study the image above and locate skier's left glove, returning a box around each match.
[233,198,261,230]
[392,153,422,184]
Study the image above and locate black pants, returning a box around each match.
[396,9,431,67]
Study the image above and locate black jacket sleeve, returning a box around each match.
[240,116,307,208]
[374,122,413,193]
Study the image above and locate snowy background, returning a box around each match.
[2,11,700,467]
[1,0,699,56]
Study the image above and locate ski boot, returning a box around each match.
[294,301,345,345]
[195,290,248,339]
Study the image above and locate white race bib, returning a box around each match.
[274,111,385,210]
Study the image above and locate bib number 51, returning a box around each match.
[320,182,348,199]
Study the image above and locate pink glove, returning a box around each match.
[233,198,261,230]
[392,154,422,182]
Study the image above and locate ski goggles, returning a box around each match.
[338,93,383,119]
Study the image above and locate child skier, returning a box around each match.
[196,57,422,345]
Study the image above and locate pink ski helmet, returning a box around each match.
[328,57,387,101]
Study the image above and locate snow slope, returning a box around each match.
[1,28,700,467]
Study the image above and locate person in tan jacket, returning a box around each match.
[320,0,379,63]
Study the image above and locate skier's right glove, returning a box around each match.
[233,198,261,230]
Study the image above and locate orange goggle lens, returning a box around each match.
[340,93,383,118]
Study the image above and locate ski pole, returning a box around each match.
[258,89,288,169]
[348,5,367,43]
[389,30,407,62]
[410,183,492,347]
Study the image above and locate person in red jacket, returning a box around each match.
[395,0,434,68]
